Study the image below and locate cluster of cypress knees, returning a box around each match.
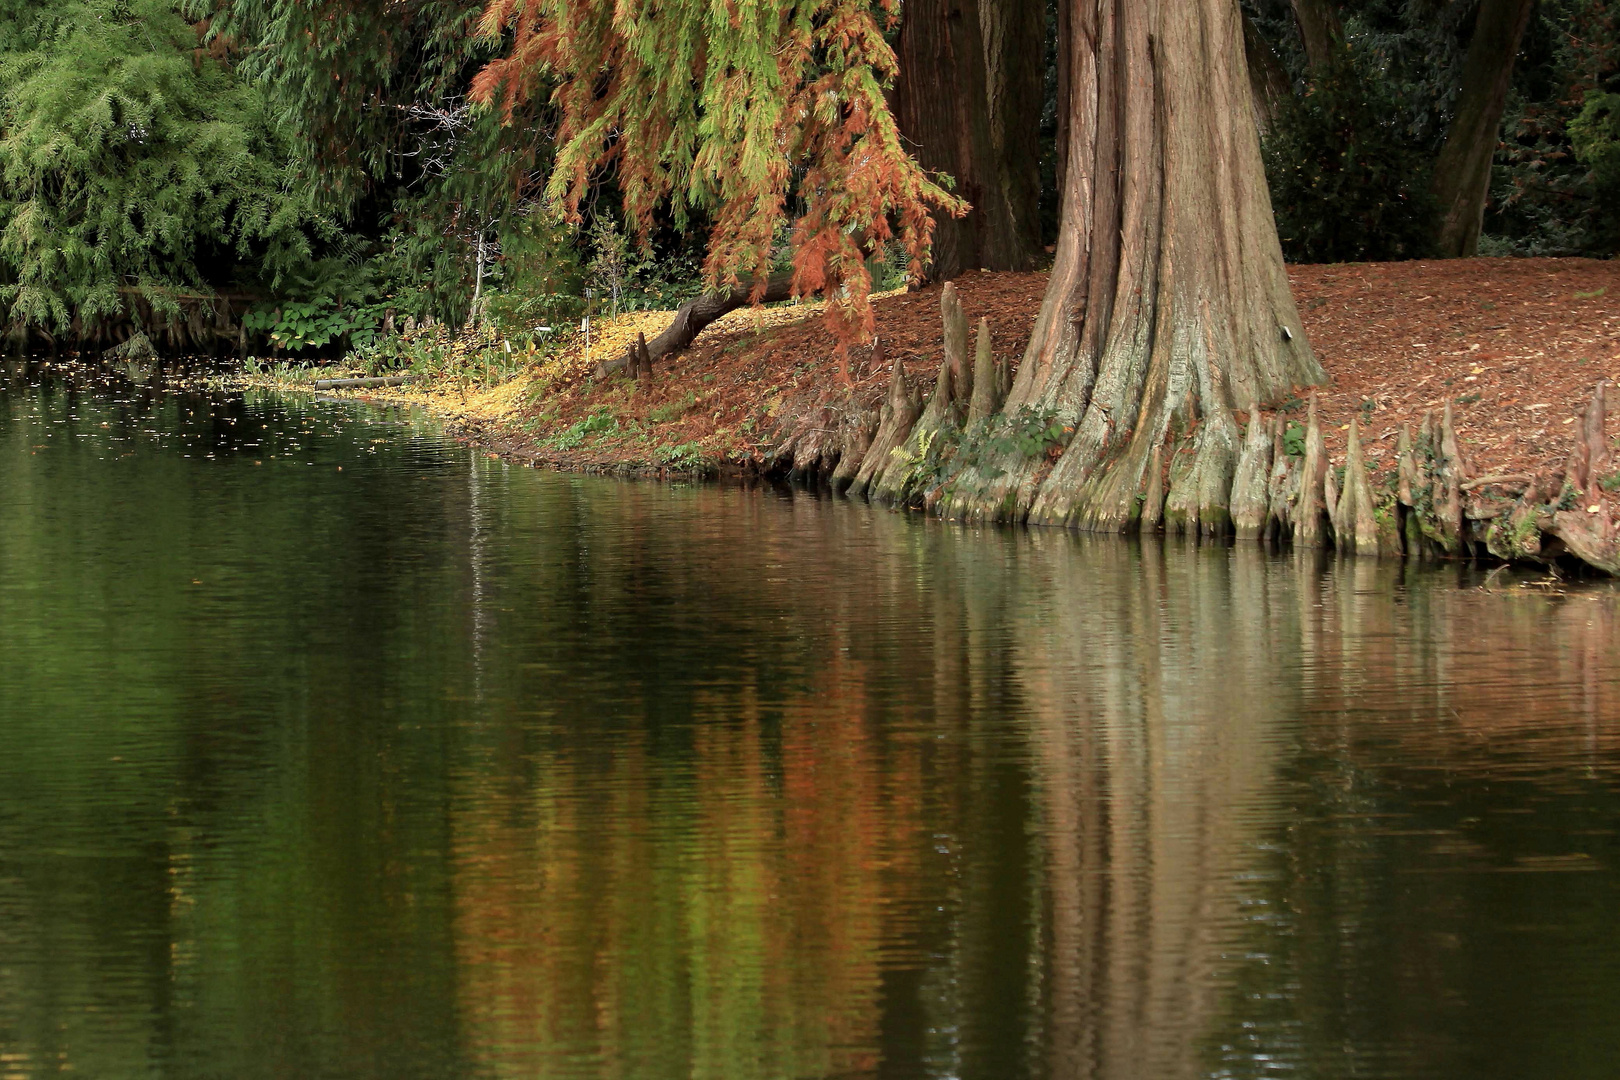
[763,284,1620,576]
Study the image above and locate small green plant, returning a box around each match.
[239,356,319,387]
[549,410,619,450]
[647,392,700,423]
[988,407,1069,459]
[1283,421,1307,457]
[651,440,706,468]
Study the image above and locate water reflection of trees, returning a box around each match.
[445,481,1620,1079]
[5,408,1619,1080]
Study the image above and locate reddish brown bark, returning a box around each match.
[895,0,1045,278]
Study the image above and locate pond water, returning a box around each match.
[4,367,1620,1080]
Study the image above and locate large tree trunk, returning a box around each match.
[1432,0,1535,258]
[895,0,1045,278]
[942,0,1324,528]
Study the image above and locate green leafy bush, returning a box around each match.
[1283,421,1307,458]
[0,0,318,332]
[1571,90,1620,195]
[1263,57,1436,263]
[987,407,1069,459]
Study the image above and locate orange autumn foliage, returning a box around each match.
[470,0,964,344]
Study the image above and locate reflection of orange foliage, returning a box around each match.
[449,654,935,1078]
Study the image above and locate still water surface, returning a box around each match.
[3,371,1620,1079]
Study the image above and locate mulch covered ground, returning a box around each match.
[1295,258,1620,478]
[472,257,1619,483]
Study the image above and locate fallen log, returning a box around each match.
[594,272,797,380]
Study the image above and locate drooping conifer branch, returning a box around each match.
[471,0,964,344]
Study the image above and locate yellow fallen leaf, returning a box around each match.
[1588,505,1602,514]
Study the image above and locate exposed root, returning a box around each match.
[829,407,879,493]
[1230,410,1273,541]
[967,318,1002,423]
[846,356,921,501]
[1333,418,1379,556]
[1293,394,1329,548]
[1548,381,1618,574]
[1164,414,1240,538]
[1265,416,1295,541]
[811,262,1619,577]
[870,284,970,506]
[1140,443,1165,533]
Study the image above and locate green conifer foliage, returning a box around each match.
[0,1,318,334]
[471,0,963,342]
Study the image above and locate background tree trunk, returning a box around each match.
[1432,0,1535,258]
[895,0,1045,279]
[978,0,1047,268]
[944,0,1324,528]
[1243,9,1293,131]
[1289,0,1343,70]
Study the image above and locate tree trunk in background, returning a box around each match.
[1432,0,1535,258]
[978,0,1047,268]
[895,0,1045,279]
[1243,9,1293,131]
[1289,0,1343,69]
[943,0,1324,528]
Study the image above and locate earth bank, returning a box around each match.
[327,258,1620,574]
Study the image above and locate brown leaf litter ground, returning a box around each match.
[350,258,1620,486]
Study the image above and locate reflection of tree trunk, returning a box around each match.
[1018,541,1291,1078]
[1432,0,1535,258]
